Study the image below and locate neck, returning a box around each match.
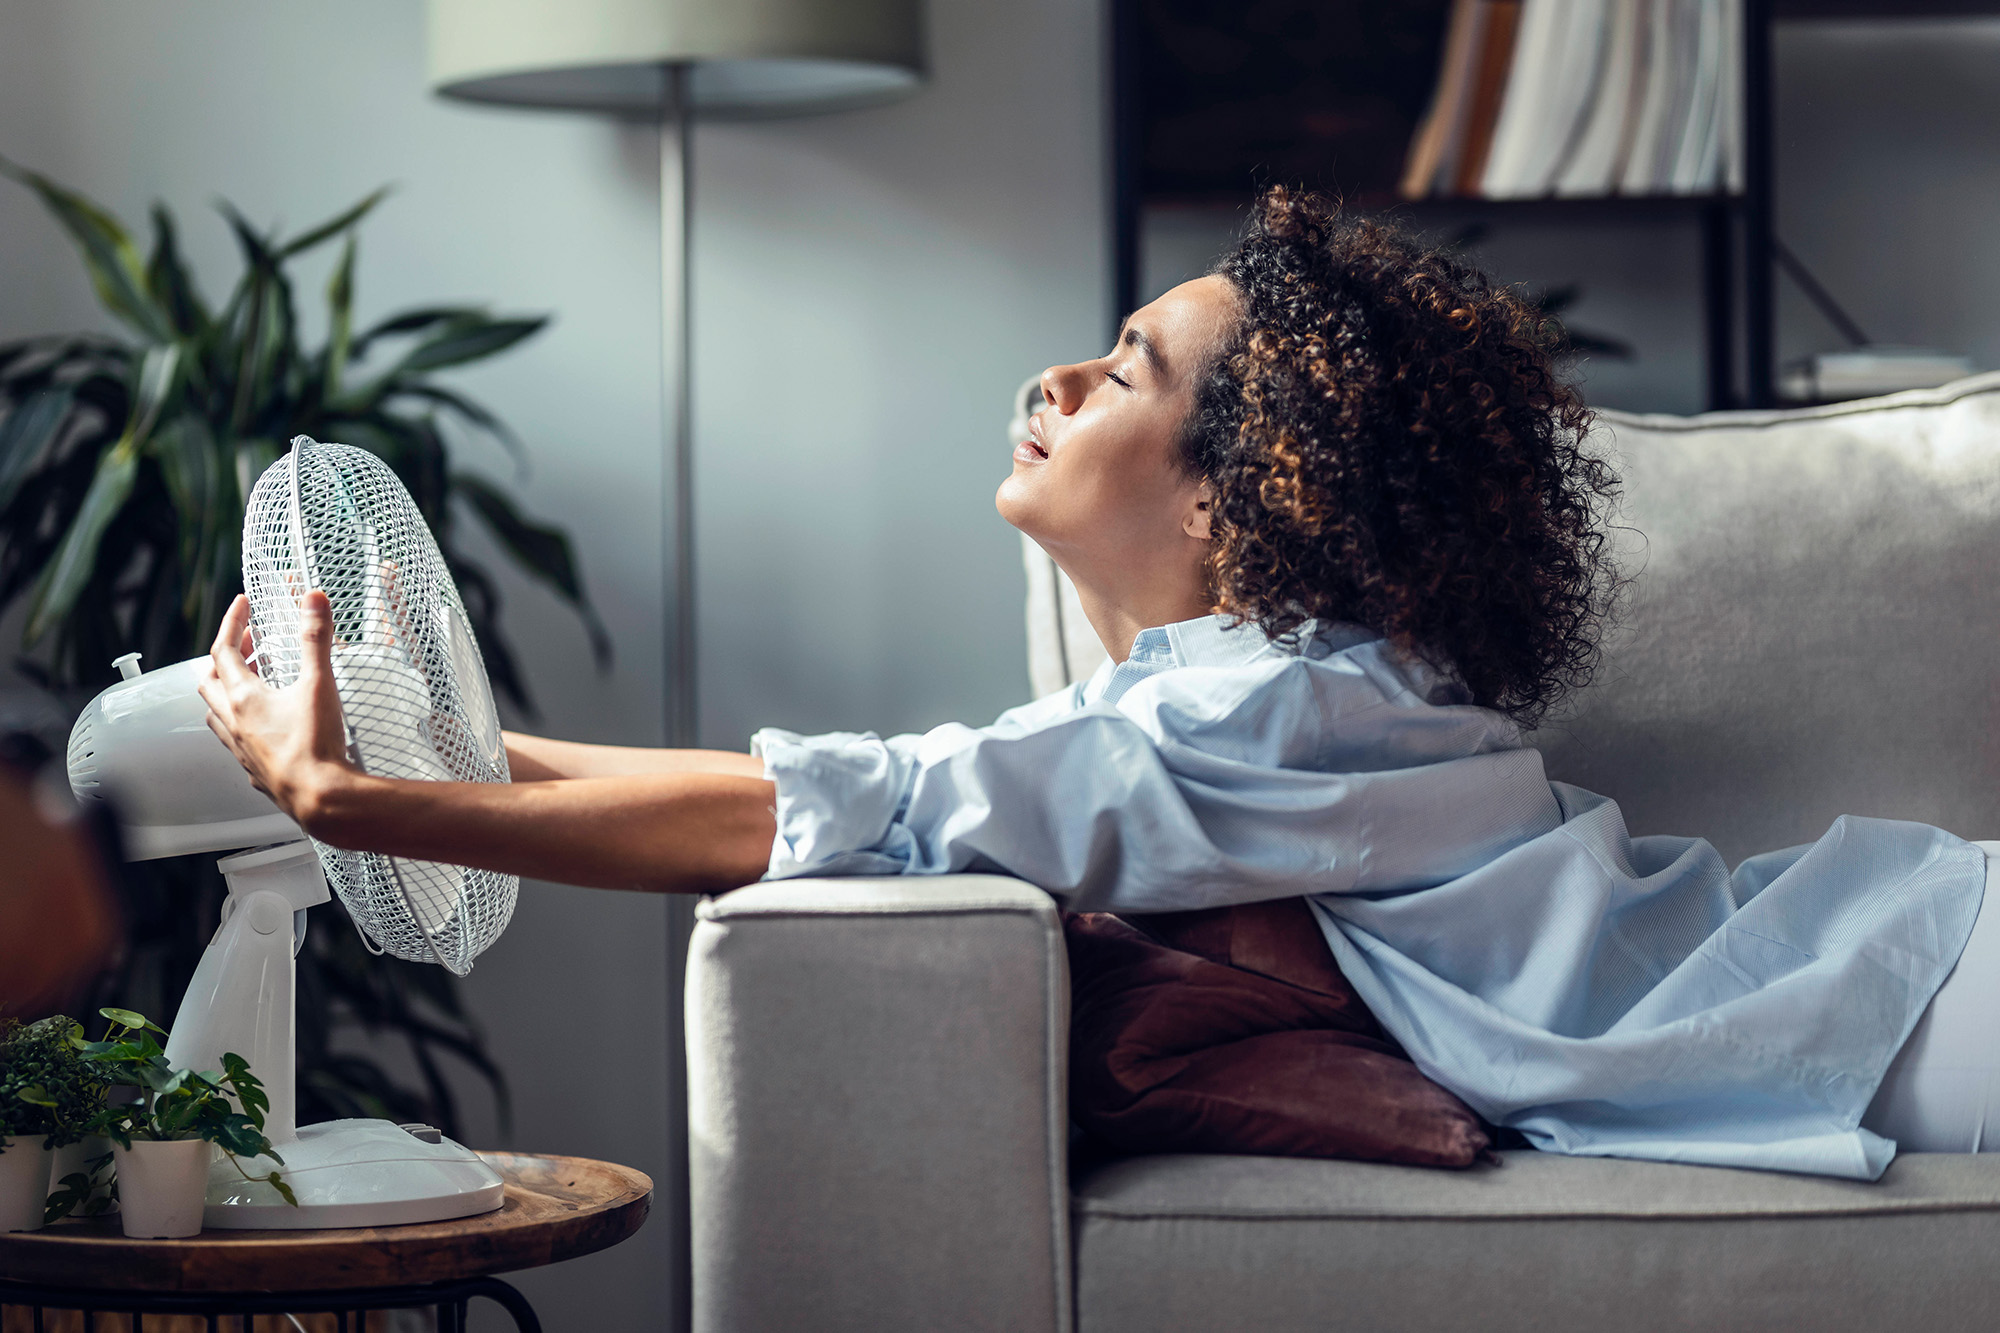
[1070,574,1214,664]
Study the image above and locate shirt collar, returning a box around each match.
[1083,614,1382,706]
[1164,614,1380,668]
[1159,615,1271,668]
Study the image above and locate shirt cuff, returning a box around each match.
[751,728,920,879]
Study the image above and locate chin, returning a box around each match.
[994,470,1038,535]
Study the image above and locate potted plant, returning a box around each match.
[0,1015,108,1232]
[75,1008,295,1239]
[0,159,600,1144]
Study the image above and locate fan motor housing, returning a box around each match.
[67,655,302,859]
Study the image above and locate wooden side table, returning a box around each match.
[0,1152,650,1332]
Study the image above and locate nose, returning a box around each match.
[1039,361,1091,416]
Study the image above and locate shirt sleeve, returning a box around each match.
[752,654,1557,913]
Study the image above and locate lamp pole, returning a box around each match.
[658,62,698,1333]
[426,13,923,1329]
[662,63,697,750]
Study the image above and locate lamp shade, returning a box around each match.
[427,0,924,118]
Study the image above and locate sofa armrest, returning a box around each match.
[686,875,1072,1333]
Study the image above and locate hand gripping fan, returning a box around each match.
[241,435,517,974]
[64,435,515,1228]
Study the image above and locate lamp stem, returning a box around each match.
[662,63,697,748]
[660,60,697,1333]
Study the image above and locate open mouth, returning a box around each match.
[1023,440,1048,460]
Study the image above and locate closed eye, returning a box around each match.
[1105,369,1132,389]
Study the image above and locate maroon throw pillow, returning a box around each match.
[1065,900,1494,1168]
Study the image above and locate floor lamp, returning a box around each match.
[426,3,923,1326]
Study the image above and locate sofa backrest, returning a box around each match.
[1019,373,2000,865]
[1545,374,2000,863]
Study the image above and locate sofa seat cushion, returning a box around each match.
[1073,1150,2000,1332]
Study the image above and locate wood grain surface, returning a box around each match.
[0,1152,651,1294]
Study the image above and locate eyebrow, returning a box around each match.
[1119,321,1168,381]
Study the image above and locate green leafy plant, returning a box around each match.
[68,1007,296,1207]
[42,1153,114,1224]
[0,158,608,700]
[0,161,588,1138]
[0,1014,107,1150]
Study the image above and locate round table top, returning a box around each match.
[0,1151,652,1294]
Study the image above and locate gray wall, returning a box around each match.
[0,0,1104,1327]
[9,2,2000,1326]
[1141,17,2000,417]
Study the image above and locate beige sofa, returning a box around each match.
[687,375,2000,1331]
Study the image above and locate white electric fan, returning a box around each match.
[65,435,517,1229]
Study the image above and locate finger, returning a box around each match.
[196,671,234,726]
[210,595,256,687]
[204,712,249,768]
[297,590,335,689]
[238,624,258,674]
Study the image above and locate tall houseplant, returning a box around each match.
[0,161,610,1138]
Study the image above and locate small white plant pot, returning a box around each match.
[0,1136,51,1232]
[48,1135,117,1216]
[114,1138,213,1238]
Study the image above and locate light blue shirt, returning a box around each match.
[753,615,1985,1179]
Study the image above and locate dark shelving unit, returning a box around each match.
[1112,0,2000,411]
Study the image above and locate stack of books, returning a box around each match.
[1402,0,1744,201]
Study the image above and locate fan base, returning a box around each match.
[199,1118,505,1230]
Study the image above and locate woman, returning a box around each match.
[200,189,1990,1179]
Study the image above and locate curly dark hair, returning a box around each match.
[1181,188,1620,727]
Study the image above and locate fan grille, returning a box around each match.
[243,437,516,975]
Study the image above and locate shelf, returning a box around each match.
[1398,194,1740,216]
[1775,0,2000,17]
[1143,193,1739,217]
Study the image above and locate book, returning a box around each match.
[1401,0,1489,199]
[1667,0,1725,192]
[1554,0,1647,195]
[1453,0,1526,194]
[1717,0,1745,193]
[1399,0,1742,200]
[1483,0,1615,197]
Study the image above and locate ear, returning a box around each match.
[1182,478,1215,542]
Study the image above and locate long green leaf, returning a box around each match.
[260,264,299,425]
[350,306,481,360]
[325,235,356,397]
[400,316,546,374]
[0,157,170,343]
[151,416,219,611]
[393,382,526,474]
[0,337,62,384]
[452,472,611,666]
[277,185,391,259]
[337,316,547,413]
[146,204,209,339]
[0,388,74,512]
[24,435,140,643]
[352,302,472,340]
[215,206,295,437]
[235,438,282,509]
[322,416,410,473]
[129,343,183,445]
[225,288,268,434]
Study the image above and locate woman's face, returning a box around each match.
[996,275,1239,580]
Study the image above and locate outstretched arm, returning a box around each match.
[198,593,775,894]
[503,731,765,782]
